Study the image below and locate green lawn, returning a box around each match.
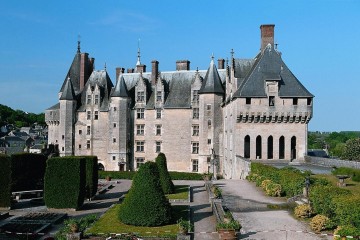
[166,185,189,200]
[313,174,360,195]
[86,204,189,238]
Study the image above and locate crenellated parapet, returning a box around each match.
[237,111,312,124]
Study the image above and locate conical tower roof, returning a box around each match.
[199,57,225,94]
[60,77,76,100]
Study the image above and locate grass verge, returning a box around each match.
[166,185,189,200]
[313,174,360,195]
[86,204,189,238]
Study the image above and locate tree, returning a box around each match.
[118,162,172,226]
[155,152,175,194]
[342,138,360,161]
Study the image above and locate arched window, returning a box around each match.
[268,136,273,159]
[291,136,297,160]
[256,135,262,159]
[244,135,250,158]
[279,136,285,159]
[98,163,105,171]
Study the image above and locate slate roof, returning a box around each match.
[111,76,129,98]
[233,44,313,98]
[60,78,76,100]
[199,59,225,94]
[46,103,60,110]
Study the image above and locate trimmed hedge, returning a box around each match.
[83,156,98,199]
[10,153,47,191]
[44,157,86,209]
[99,170,203,180]
[0,154,11,208]
[332,167,360,182]
[333,195,360,228]
[155,153,175,194]
[118,162,172,226]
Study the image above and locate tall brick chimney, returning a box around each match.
[176,60,190,71]
[116,67,125,81]
[218,58,225,69]
[151,60,159,86]
[80,53,89,92]
[136,64,146,73]
[260,24,275,51]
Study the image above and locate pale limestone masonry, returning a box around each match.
[45,24,313,179]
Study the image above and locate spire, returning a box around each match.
[111,76,129,97]
[199,56,225,95]
[77,35,81,53]
[104,62,107,71]
[136,38,141,66]
[60,77,76,100]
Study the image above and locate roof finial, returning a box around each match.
[104,62,107,71]
[275,43,278,50]
[77,34,81,53]
[230,49,234,59]
[226,57,229,67]
[136,38,141,66]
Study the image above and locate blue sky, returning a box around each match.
[0,0,359,132]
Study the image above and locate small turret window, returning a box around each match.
[193,90,199,102]
[269,96,275,106]
[293,98,298,105]
[307,98,312,106]
[246,98,251,105]
[157,91,162,101]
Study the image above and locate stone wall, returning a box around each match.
[305,156,360,169]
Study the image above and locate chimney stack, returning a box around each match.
[218,58,225,69]
[151,60,159,86]
[127,68,134,73]
[116,67,125,81]
[136,64,146,73]
[260,24,275,51]
[176,60,190,71]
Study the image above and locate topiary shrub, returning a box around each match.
[10,153,47,191]
[83,156,98,199]
[310,214,330,232]
[155,153,174,194]
[294,204,313,218]
[0,154,11,208]
[333,195,360,228]
[333,225,360,240]
[44,157,86,209]
[118,161,172,226]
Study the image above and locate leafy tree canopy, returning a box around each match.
[0,104,45,128]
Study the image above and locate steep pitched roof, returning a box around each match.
[234,44,313,98]
[199,59,225,94]
[60,78,76,100]
[111,76,129,97]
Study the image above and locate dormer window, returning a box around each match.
[156,91,162,102]
[193,90,199,102]
[91,86,95,91]
[95,95,99,105]
[87,95,91,104]
[269,96,275,106]
[137,91,145,102]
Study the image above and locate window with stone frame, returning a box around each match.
[207,104,211,111]
[208,139,211,145]
[293,97,298,105]
[193,108,199,119]
[193,90,199,102]
[156,141,161,153]
[192,159,199,172]
[156,108,162,119]
[87,111,91,120]
[94,111,98,120]
[136,124,145,135]
[156,91,162,102]
[113,138,116,143]
[246,97,251,105]
[87,95,91,104]
[79,144,81,149]
[192,125,199,136]
[87,126,91,135]
[137,91,145,102]
[86,140,90,149]
[95,95,99,105]
[156,125,161,135]
[136,141,145,152]
[136,157,145,169]
[269,96,275,106]
[79,130,82,135]
[192,142,199,154]
[137,108,145,119]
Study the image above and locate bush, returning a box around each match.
[10,153,47,191]
[118,162,172,226]
[333,195,360,228]
[55,214,97,240]
[265,182,282,197]
[156,153,175,194]
[332,167,360,182]
[44,157,86,209]
[83,156,98,199]
[309,185,350,218]
[334,225,360,240]
[294,204,313,218]
[341,138,360,161]
[310,214,330,232]
[0,154,11,208]
[260,179,272,190]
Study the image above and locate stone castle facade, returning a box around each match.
[45,25,313,178]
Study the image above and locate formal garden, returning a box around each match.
[246,162,360,239]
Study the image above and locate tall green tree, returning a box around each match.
[156,152,175,194]
[342,138,360,161]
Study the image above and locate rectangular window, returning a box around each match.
[157,91,162,101]
[113,138,116,143]
[79,130,82,135]
[156,108,162,119]
[156,141,161,153]
[307,98,312,106]
[193,108,199,119]
[156,125,161,135]
[62,147,64,151]
[87,140,90,149]
[87,95,91,104]
[136,157,144,169]
[192,159,199,172]
[112,156,116,161]
[136,124,145,135]
[94,95,99,105]
[207,104,211,110]
[207,156,211,163]
[62,135,64,140]
[137,108,144,119]
[78,144,81,149]
[246,97,251,105]
[137,91,145,102]
[87,111,91,120]
[87,126,91,135]
[192,125,199,136]
[193,90,199,102]
[293,98,298,105]
[192,142,199,154]
[269,96,275,106]
[94,111,98,120]
[114,107,117,111]
[208,139,211,144]
[136,141,145,152]
[113,123,117,128]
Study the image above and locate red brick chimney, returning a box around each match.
[116,67,125,81]
[80,53,89,92]
[151,60,159,86]
[136,64,146,73]
[176,60,190,71]
[260,24,275,51]
[218,58,225,69]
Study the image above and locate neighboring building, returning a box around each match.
[29,144,44,154]
[0,136,26,155]
[45,24,313,178]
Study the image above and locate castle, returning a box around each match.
[45,24,313,179]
